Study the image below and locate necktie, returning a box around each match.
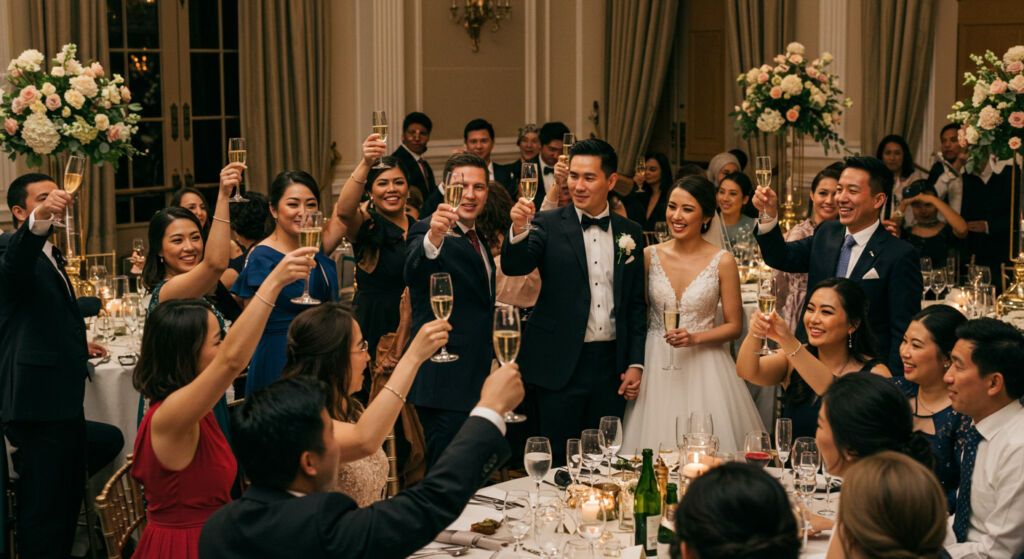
[954,426,984,542]
[417,158,429,181]
[543,166,554,175]
[835,234,857,278]
[581,215,611,231]
[465,229,488,269]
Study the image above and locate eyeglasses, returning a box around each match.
[352,339,369,353]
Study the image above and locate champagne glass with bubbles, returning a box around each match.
[756,155,773,224]
[228,138,248,202]
[371,110,388,169]
[920,257,932,300]
[663,301,682,370]
[291,210,323,305]
[429,273,458,362]
[635,157,646,193]
[492,306,526,422]
[520,162,540,231]
[756,275,777,355]
[443,171,465,238]
[54,155,87,227]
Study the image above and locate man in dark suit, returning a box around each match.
[405,152,496,467]
[753,156,922,375]
[507,122,571,205]
[199,371,523,559]
[0,173,107,557]
[464,118,516,199]
[502,138,646,464]
[960,158,1017,290]
[392,111,436,202]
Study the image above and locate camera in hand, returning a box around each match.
[902,179,929,200]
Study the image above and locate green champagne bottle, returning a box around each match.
[634,448,661,556]
[657,483,679,557]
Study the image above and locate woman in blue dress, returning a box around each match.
[232,170,339,394]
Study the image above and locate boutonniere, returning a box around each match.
[616,233,636,264]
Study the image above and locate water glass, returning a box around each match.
[566,438,583,486]
[525,436,552,497]
[504,491,532,555]
[598,416,622,476]
[580,429,604,484]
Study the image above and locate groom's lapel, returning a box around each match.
[561,206,588,276]
[612,215,625,312]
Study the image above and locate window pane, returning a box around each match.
[110,52,125,78]
[223,52,239,116]
[192,119,223,185]
[125,0,159,49]
[132,121,164,188]
[115,194,131,223]
[222,0,238,49]
[189,0,220,49]
[133,193,166,224]
[128,52,162,118]
[225,118,240,141]
[107,0,124,48]
[190,53,221,116]
[115,157,128,189]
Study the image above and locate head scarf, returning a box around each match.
[706,152,741,187]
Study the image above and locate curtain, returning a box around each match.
[725,0,795,161]
[238,1,332,196]
[601,0,679,177]
[12,0,115,252]
[860,0,937,157]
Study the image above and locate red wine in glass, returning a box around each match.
[745,451,771,469]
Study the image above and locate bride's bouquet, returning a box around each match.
[0,43,141,168]
[730,42,852,154]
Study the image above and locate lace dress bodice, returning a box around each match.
[648,249,726,334]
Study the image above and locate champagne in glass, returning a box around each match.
[291,210,324,305]
[492,306,527,422]
[429,273,459,362]
[520,162,539,231]
[55,155,88,227]
[228,137,248,202]
[372,110,388,169]
[755,155,773,224]
[756,275,777,355]
[921,257,933,300]
[635,157,647,193]
[443,171,465,238]
[663,302,681,371]
[562,132,575,163]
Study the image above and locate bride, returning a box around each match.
[623,176,764,453]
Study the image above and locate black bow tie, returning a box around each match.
[581,215,610,231]
[543,166,554,175]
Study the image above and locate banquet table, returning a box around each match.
[84,336,142,467]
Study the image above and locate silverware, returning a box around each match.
[408,545,470,558]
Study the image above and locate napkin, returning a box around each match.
[436,530,508,551]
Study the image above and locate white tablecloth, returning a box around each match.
[84,338,141,466]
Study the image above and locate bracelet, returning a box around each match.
[212,216,230,224]
[253,292,275,308]
[350,174,367,185]
[785,343,802,358]
[382,384,406,403]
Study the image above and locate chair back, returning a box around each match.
[642,231,660,247]
[95,454,146,559]
[85,252,118,277]
[1002,262,1013,293]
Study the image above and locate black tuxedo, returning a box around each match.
[420,186,443,218]
[491,162,517,200]
[199,416,510,559]
[501,205,646,461]
[506,156,549,204]
[392,144,436,202]
[0,220,89,556]
[755,219,921,374]
[960,165,1017,287]
[404,218,496,466]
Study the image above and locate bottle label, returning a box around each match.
[657,542,671,557]
[646,515,660,550]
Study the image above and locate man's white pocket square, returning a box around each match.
[862,268,880,280]
[625,255,635,265]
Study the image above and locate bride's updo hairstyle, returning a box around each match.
[675,463,800,559]
[669,175,717,233]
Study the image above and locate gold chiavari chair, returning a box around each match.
[1002,262,1014,293]
[94,455,146,559]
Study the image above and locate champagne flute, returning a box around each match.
[503,491,532,556]
[580,429,603,485]
[443,171,465,238]
[756,155,772,224]
[372,110,388,169]
[228,137,248,202]
[524,436,552,498]
[663,301,681,370]
[756,275,777,355]
[743,431,772,469]
[291,210,324,305]
[920,257,932,300]
[519,162,540,231]
[634,157,646,193]
[598,416,622,476]
[492,305,525,422]
[654,222,670,243]
[932,268,947,300]
[775,417,793,479]
[566,438,583,486]
[795,451,819,547]
[658,441,680,472]
[54,155,87,227]
[130,238,146,277]
[429,272,458,362]
[819,458,835,517]
[562,133,575,170]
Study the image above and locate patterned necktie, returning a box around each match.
[954,426,984,543]
[834,234,857,278]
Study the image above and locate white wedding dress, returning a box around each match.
[623,248,764,453]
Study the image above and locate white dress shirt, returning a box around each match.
[934,165,964,214]
[758,217,880,278]
[486,162,496,182]
[945,400,1024,558]
[422,221,492,291]
[539,158,556,193]
[575,205,616,342]
[27,209,73,296]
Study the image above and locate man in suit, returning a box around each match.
[0,173,107,557]
[464,118,516,198]
[405,152,496,468]
[753,156,922,375]
[507,122,570,205]
[392,111,436,202]
[199,371,524,559]
[502,138,646,464]
[924,122,966,214]
[960,157,1017,290]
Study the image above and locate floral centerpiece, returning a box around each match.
[0,43,141,169]
[948,45,1024,173]
[730,42,852,154]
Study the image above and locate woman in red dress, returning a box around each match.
[130,246,316,559]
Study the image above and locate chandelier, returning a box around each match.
[450,0,512,53]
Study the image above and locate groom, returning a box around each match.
[502,138,646,463]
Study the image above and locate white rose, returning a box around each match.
[822,52,834,64]
[94,113,110,131]
[780,74,803,96]
[965,125,979,145]
[756,108,784,133]
[21,113,61,154]
[40,82,57,96]
[973,83,988,107]
[65,59,83,75]
[70,75,99,98]
[786,42,805,55]
[618,235,636,253]
[1003,45,1024,65]
[50,66,66,77]
[15,49,44,71]
[745,68,760,85]
[64,89,86,110]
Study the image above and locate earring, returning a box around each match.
[847,334,852,349]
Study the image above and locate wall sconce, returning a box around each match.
[450,0,512,53]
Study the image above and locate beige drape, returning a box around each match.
[11,0,115,252]
[725,0,795,161]
[860,0,937,156]
[601,0,679,175]
[238,1,333,196]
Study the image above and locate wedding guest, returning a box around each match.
[513,123,540,166]
[221,191,270,295]
[729,148,749,171]
[676,163,706,181]
[926,123,966,213]
[487,183,541,317]
[132,249,316,559]
[896,182,967,267]
[737,278,890,439]
[675,463,800,559]
[463,118,515,197]
[717,171,756,252]
[876,134,926,224]
[391,111,435,201]
[775,163,841,331]
[958,157,1016,288]
[533,122,570,200]
[198,368,524,558]
[172,186,211,235]
[231,170,339,394]
[406,188,423,221]
[832,451,947,559]
[894,305,971,511]
[944,318,1024,558]
[624,152,672,231]
[705,152,741,187]
[280,303,451,506]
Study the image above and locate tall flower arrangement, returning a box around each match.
[730,42,852,153]
[948,45,1024,173]
[0,44,141,169]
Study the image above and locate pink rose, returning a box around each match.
[90,62,104,77]
[106,125,120,142]
[1010,137,1022,151]
[3,118,18,135]
[770,86,783,99]
[958,127,968,147]
[978,105,1004,130]
[9,68,21,78]
[774,54,786,63]
[80,68,94,78]
[1010,111,1024,128]
[18,85,40,105]
[789,54,803,64]
[807,67,820,79]
[1010,75,1024,93]
[1008,61,1024,74]
[44,94,61,111]
[757,72,769,84]
[786,108,800,122]
[119,86,131,102]
[10,97,26,115]
[818,73,828,83]
[990,79,1008,94]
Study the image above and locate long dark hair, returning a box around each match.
[477,181,514,252]
[805,162,844,221]
[364,155,414,213]
[720,171,757,218]
[133,298,218,402]
[280,303,362,422]
[142,206,204,290]
[675,463,800,559]
[669,175,717,233]
[643,152,673,196]
[875,134,915,179]
[823,373,936,470]
[912,305,966,359]
[170,186,211,238]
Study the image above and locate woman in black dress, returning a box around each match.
[623,152,672,230]
[896,181,967,267]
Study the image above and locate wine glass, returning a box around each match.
[574,488,608,556]
[974,265,992,289]
[371,110,388,169]
[920,257,932,300]
[291,210,324,305]
[775,418,793,479]
[755,155,773,224]
[658,441,680,473]
[819,457,835,517]
[598,416,622,476]
[504,491,532,557]
[95,315,114,343]
[654,222,670,242]
[492,305,525,422]
[130,238,146,277]
[443,171,465,238]
[429,272,458,362]
[566,438,583,486]
[744,431,771,469]
[53,155,87,227]
[580,429,604,485]
[663,301,681,371]
[534,503,563,558]
[520,162,540,231]
[688,412,714,436]
[524,436,552,498]
[634,157,646,193]
[756,274,777,355]
[228,137,248,202]
[795,451,819,547]
[932,268,947,300]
